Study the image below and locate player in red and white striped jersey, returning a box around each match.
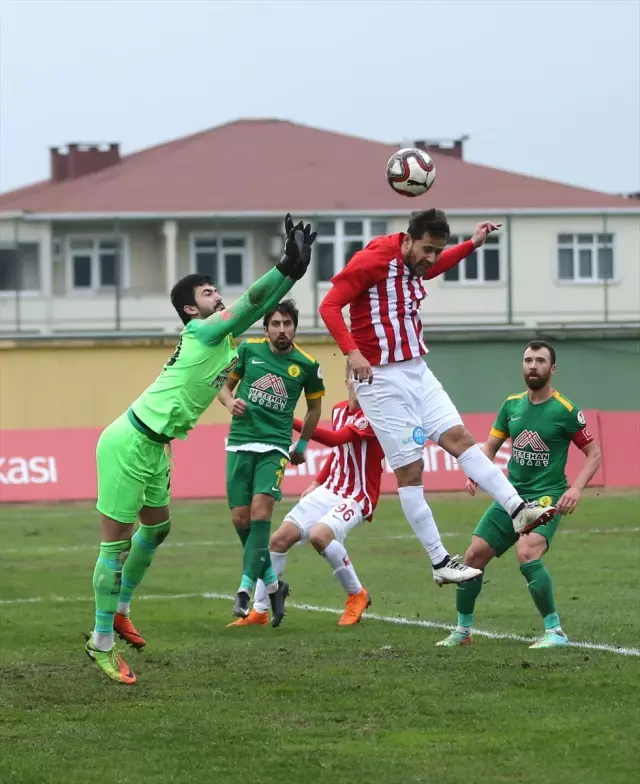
[319,209,558,587]
[233,372,385,628]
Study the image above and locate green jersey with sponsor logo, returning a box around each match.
[130,266,296,441]
[226,338,325,457]
[131,327,239,441]
[490,389,591,497]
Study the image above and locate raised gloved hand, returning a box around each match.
[276,213,317,281]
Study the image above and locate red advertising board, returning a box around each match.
[0,409,629,504]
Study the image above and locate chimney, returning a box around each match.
[50,142,121,182]
[413,136,469,160]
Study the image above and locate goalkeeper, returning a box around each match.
[85,215,317,685]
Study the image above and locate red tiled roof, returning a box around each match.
[0,118,635,214]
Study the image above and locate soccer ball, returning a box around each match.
[386,147,436,198]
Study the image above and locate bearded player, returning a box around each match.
[436,341,601,649]
[319,209,556,587]
[86,216,316,684]
[229,366,385,628]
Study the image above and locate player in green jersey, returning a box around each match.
[218,299,325,624]
[85,215,317,684]
[436,340,601,650]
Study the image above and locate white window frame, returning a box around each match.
[65,233,131,294]
[189,231,253,293]
[0,240,42,297]
[555,232,617,285]
[440,232,503,286]
[315,218,389,282]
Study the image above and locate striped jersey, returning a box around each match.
[322,400,385,519]
[319,233,474,366]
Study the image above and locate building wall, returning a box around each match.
[1,336,638,430]
[1,213,639,334]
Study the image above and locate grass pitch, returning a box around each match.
[1,493,639,784]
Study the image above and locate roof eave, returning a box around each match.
[2,206,639,222]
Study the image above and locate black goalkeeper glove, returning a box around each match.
[276,213,317,281]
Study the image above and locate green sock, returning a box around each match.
[520,559,560,629]
[234,525,250,548]
[93,539,131,641]
[240,520,272,592]
[119,520,171,613]
[455,572,483,631]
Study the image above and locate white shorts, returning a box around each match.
[354,357,462,471]
[284,485,365,544]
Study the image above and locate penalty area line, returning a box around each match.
[1,590,639,658]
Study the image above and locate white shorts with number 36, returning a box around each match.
[285,485,365,544]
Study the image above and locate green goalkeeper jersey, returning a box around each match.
[490,389,591,497]
[130,266,295,441]
[226,338,325,457]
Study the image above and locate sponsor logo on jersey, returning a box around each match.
[512,430,550,467]
[577,410,586,425]
[354,416,369,431]
[212,356,239,389]
[288,364,301,378]
[249,373,289,411]
[317,366,323,379]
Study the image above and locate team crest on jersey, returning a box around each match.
[249,373,288,411]
[538,495,553,508]
[512,430,550,468]
[288,364,301,378]
[354,416,369,431]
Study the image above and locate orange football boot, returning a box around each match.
[338,588,371,626]
[226,609,269,627]
[114,613,147,650]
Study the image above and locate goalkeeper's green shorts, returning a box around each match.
[96,411,171,524]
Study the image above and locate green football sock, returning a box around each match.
[240,520,272,592]
[520,559,560,629]
[455,572,484,630]
[93,539,131,640]
[234,524,250,548]
[118,520,171,612]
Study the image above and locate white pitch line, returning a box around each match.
[0,590,638,658]
[1,526,638,557]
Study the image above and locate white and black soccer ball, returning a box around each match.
[386,147,436,198]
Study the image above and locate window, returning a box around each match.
[556,233,614,282]
[0,243,40,292]
[316,219,388,282]
[442,234,501,283]
[190,235,249,289]
[67,237,126,291]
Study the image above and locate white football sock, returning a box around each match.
[253,580,269,613]
[117,601,130,616]
[456,445,522,515]
[270,550,288,578]
[92,631,114,652]
[322,540,362,595]
[253,551,288,613]
[397,485,449,565]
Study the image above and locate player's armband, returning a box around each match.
[572,426,594,449]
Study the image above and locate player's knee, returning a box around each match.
[269,527,293,553]
[251,494,275,522]
[465,540,493,569]
[395,459,424,487]
[231,506,250,529]
[439,425,475,456]
[309,524,333,553]
[516,536,546,564]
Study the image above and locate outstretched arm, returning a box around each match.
[425,223,502,280]
[293,417,366,447]
[190,267,294,345]
[190,215,317,345]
